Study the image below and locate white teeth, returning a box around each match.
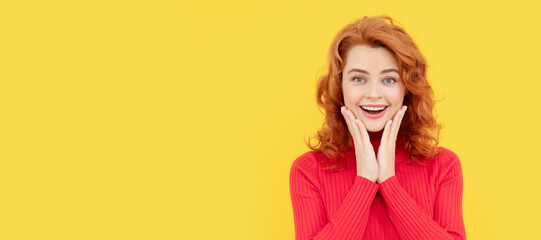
[361,106,386,111]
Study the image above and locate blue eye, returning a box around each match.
[353,77,365,83]
[384,78,396,84]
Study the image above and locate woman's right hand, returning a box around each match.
[341,106,378,183]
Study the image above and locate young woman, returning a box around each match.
[289,16,466,240]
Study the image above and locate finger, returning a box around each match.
[391,106,407,139]
[354,118,372,149]
[384,106,405,145]
[341,106,362,145]
[394,106,407,138]
[340,106,354,135]
[380,118,393,147]
[344,107,364,145]
[343,106,365,138]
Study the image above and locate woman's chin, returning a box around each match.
[363,120,388,132]
[365,125,385,132]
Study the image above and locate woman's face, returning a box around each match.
[341,44,406,132]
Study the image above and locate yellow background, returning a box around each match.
[1,0,540,239]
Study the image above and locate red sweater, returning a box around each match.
[289,137,466,240]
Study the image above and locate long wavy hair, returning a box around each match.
[306,15,442,171]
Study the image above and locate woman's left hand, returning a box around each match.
[377,105,407,184]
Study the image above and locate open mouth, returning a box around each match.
[360,105,388,119]
[361,106,387,113]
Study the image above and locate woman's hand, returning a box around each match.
[341,105,407,184]
[341,106,378,182]
[376,106,407,184]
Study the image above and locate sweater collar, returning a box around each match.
[345,129,408,163]
[345,129,384,153]
[368,129,384,154]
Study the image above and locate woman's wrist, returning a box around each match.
[357,172,377,183]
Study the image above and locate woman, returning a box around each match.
[289,16,466,240]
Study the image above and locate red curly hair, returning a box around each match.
[306,15,442,171]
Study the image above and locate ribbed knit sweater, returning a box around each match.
[289,134,466,240]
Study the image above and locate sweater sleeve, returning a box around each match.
[289,153,379,240]
[378,150,466,240]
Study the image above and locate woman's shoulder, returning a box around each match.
[291,149,350,175]
[291,151,326,171]
[289,151,323,185]
[431,146,462,176]
[433,146,460,162]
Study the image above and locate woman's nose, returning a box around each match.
[366,83,382,98]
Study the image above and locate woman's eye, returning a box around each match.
[353,77,365,83]
[384,78,396,84]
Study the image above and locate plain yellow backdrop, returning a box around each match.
[1,0,540,239]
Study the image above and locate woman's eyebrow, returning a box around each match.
[381,68,399,74]
[347,68,399,74]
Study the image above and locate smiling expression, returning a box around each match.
[341,44,406,132]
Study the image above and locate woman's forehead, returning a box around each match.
[344,45,398,72]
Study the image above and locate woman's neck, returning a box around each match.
[368,129,384,153]
[347,129,401,154]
